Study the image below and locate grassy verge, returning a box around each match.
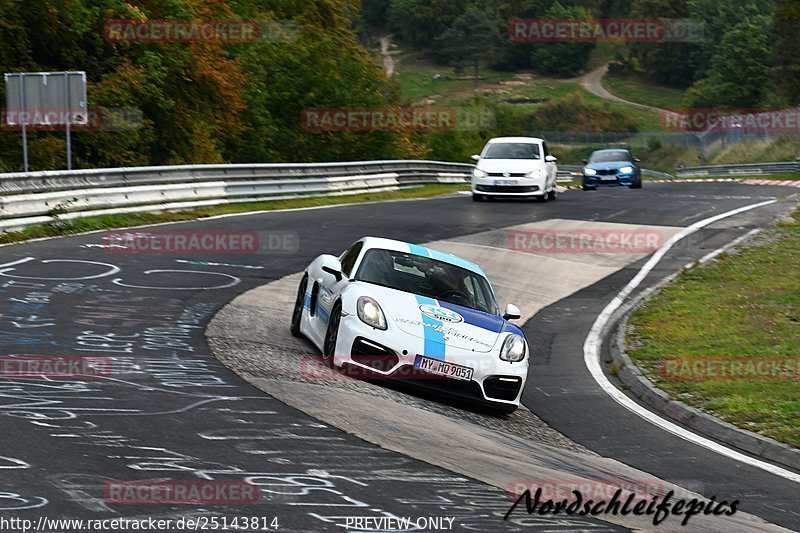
[394,52,661,132]
[627,207,800,448]
[0,184,467,246]
[602,73,685,110]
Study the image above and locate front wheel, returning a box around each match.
[547,187,558,201]
[630,179,642,189]
[322,301,342,368]
[290,275,308,338]
[472,193,484,202]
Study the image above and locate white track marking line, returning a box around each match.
[584,199,800,484]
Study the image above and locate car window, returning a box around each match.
[589,150,633,163]
[483,143,540,160]
[339,241,363,277]
[355,249,499,314]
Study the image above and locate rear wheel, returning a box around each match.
[290,275,308,338]
[322,301,342,368]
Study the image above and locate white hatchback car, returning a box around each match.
[471,137,558,202]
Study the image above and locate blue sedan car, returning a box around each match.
[582,149,642,190]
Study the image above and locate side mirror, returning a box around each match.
[545,155,557,163]
[634,158,641,163]
[320,256,344,282]
[503,304,521,321]
[471,154,481,162]
[582,159,589,164]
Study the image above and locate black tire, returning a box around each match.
[630,179,642,189]
[472,193,484,202]
[322,301,342,368]
[547,187,558,201]
[290,275,308,338]
[582,184,595,191]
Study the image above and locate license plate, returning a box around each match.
[600,176,617,181]
[493,179,518,186]
[414,355,474,381]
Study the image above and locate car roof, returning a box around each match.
[486,136,544,144]
[591,148,631,154]
[359,237,487,277]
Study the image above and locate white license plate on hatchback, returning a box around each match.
[493,179,519,186]
[414,355,473,381]
[601,176,617,181]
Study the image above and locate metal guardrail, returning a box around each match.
[0,160,473,232]
[676,161,800,178]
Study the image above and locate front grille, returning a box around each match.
[483,376,523,401]
[596,169,617,175]
[351,337,399,372]
[487,172,527,178]
[475,185,539,193]
[397,368,485,398]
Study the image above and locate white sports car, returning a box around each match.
[290,237,529,414]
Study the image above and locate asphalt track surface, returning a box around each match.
[0,182,796,532]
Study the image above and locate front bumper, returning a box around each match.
[583,172,639,187]
[472,175,545,197]
[334,315,528,407]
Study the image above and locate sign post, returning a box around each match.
[4,71,87,172]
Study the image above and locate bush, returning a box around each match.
[527,92,639,133]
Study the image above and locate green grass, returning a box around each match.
[627,208,800,448]
[394,53,661,132]
[602,73,686,110]
[0,184,467,245]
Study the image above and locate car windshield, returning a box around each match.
[483,142,541,160]
[355,249,499,315]
[589,150,633,163]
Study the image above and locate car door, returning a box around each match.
[310,241,363,343]
[542,141,557,188]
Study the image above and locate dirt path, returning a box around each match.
[580,64,667,112]
[379,34,396,78]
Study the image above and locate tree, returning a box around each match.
[530,2,595,77]
[435,5,504,91]
[771,0,800,105]
[683,16,772,108]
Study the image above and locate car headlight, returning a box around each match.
[583,168,597,175]
[499,334,527,362]
[473,168,487,179]
[525,169,544,179]
[357,296,387,330]
[619,166,634,174]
